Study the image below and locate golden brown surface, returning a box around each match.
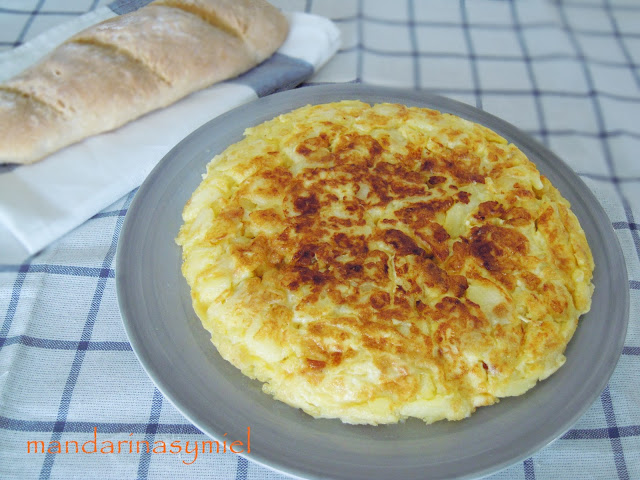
[176,101,594,425]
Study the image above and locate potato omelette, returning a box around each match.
[176,100,594,425]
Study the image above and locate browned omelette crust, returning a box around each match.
[177,101,594,425]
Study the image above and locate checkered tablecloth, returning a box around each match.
[1,1,638,479]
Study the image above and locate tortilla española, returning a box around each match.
[176,100,594,425]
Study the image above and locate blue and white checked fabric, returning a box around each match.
[1,0,639,479]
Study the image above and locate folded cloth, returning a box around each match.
[0,1,340,264]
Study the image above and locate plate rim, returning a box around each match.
[116,84,630,480]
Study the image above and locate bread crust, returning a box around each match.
[0,0,288,165]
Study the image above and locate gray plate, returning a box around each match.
[116,85,629,480]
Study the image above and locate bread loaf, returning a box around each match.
[0,0,289,165]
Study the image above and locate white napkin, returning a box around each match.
[0,8,341,264]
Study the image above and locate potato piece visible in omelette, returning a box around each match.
[176,101,594,425]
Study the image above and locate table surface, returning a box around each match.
[1,1,638,479]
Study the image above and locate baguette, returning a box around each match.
[0,0,288,165]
